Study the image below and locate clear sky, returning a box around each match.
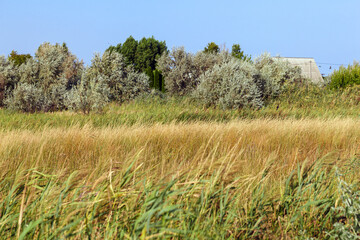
[0,0,359,75]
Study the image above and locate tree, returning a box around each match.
[121,36,138,67]
[107,36,167,72]
[7,50,32,66]
[107,36,167,91]
[153,69,163,92]
[204,42,220,54]
[107,43,122,55]
[231,44,251,62]
[145,67,154,88]
[135,36,167,72]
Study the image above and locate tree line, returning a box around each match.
[0,36,313,113]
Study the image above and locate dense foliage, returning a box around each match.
[7,50,32,66]
[3,43,83,112]
[231,44,251,62]
[5,83,44,113]
[85,51,149,103]
[204,42,220,54]
[194,59,263,109]
[0,43,149,113]
[107,36,167,91]
[108,36,167,72]
[3,40,360,113]
[0,74,3,105]
[158,48,303,109]
[329,61,360,89]
[194,54,304,109]
[0,55,21,105]
[65,72,110,114]
[254,53,304,102]
[157,47,231,96]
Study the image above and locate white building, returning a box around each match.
[273,57,323,84]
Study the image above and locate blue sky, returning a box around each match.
[0,0,359,75]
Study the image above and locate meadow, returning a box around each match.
[1,86,360,239]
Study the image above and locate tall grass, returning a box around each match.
[1,119,359,179]
[1,119,360,238]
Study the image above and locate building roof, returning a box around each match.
[273,57,323,84]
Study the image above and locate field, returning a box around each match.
[1,88,360,239]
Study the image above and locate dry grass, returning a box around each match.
[1,118,359,183]
[1,118,360,239]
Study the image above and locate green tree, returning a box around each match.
[7,50,32,66]
[231,44,251,62]
[145,67,154,88]
[204,42,220,54]
[107,43,122,55]
[329,62,360,89]
[107,36,167,90]
[107,36,167,72]
[153,69,163,91]
[120,36,138,66]
[135,36,167,72]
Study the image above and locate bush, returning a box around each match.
[4,48,149,113]
[254,53,304,102]
[0,73,4,105]
[193,50,231,74]
[0,56,6,105]
[153,69,164,92]
[0,56,22,105]
[123,68,150,102]
[87,51,150,103]
[42,76,68,111]
[33,42,83,91]
[157,47,231,96]
[194,54,305,110]
[5,42,84,112]
[157,47,194,96]
[4,83,44,113]
[194,59,263,109]
[65,73,109,114]
[329,62,360,89]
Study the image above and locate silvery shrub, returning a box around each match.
[5,42,83,112]
[4,83,44,113]
[157,47,231,96]
[65,72,110,114]
[0,56,22,105]
[194,59,264,109]
[86,51,150,103]
[254,53,304,102]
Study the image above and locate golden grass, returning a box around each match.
[1,118,359,184]
[1,118,360,238]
